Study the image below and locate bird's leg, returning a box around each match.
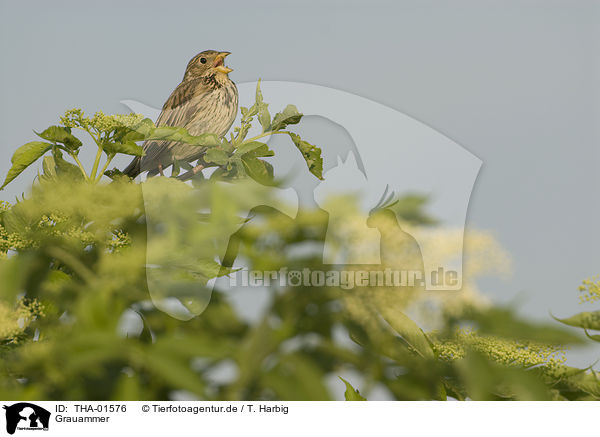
[191,163,204,175]
[176,163,204,181]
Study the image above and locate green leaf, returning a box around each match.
[263,160,274,180]
[103,168,126,180]
[42,155,57,178]
[255,80,271,132]
[131,118,155,137]
[113,126,145,144]
[461,307,584,345]
[35,126,82,150]
[584,330,600,342]
[234,123,252,143]
[204,148,229,165]
[241,143,274,159]
[51,148,84,180]
[241,156,273,185]
[339,377,366,401]
[209,167,227,180]
[241,104,258,123]
[102,141,144,157]
[235,141,268,156]
[258,109,271,132]
[287,132,323,180]
[146,127,220,147]
[552,311,600,330]
[270,105,302,131]
[248,144,274,158]
[377,302,434,359]
[1,141,52,189]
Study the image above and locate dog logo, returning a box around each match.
[3,403,50,434]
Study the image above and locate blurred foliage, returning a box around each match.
[339,378,366,401]
[388,194,438,226]
[0,84,599,401]
[578,276,600,304]
[553,280,600,371]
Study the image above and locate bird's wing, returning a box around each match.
[140,79,212,171]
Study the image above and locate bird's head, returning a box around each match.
[184,50,232,80]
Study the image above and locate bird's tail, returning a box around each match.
[123,156,141,178]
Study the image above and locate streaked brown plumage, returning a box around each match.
[123,50,238,177]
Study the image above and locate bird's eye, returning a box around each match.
[200,57,207,64]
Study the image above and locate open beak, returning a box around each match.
[214,52,232,74]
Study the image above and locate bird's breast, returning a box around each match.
[186,82,238,137]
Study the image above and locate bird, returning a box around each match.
[123,50,238,178]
